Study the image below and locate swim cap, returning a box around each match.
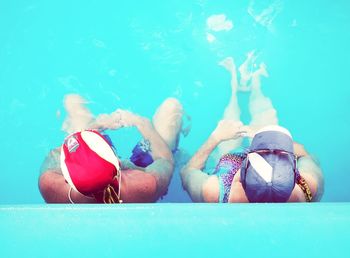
[240,125,296,202]
[60,130,121,202]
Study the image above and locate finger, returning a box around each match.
[114,112,122,121]
[235,121,244,127]
[236,131,247,138]
[240,125,250,131]
[239,132,248,137]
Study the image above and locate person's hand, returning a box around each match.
[110,109,138,128]
[244,125,258,139]
[211,120,248,142]
[91,109,148,131]
[92,113,120,130]
[112,109,151,129]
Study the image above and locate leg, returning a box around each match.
[248,63,278,134]
[152,97,184,151]
[215,57,243,157]
[146,98,184,199]
[129,98,183,169]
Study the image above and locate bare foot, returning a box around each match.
[255,63,269,77]
[250,63,269,91]
[239,50,257,88]
[219,57,236,73]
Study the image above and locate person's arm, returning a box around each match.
[180,135,220,202]
[181,120,247,202]
[38,147,97,203]
[39,171,97,203]
[92,109,172,163]
[116,109,174,200]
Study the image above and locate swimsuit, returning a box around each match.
[212,153,246,203]
[130,139,154,167]
[130,138,178,167]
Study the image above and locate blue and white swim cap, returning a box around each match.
[240,125,296,202]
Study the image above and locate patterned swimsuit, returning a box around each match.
[212,153,246,203]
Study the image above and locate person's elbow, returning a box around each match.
[202,176,219,203]
[180,166,190,189]
[180,166,210,203]
[163,150,174,167]
[38,170,69,203]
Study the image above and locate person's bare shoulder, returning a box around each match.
[298,156,324,201]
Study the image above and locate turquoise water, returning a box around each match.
[1,203,350,257]
[0,0,349,203]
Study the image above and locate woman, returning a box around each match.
[181,53,324,203]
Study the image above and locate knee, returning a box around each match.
[162,97,183,112]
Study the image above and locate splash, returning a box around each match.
[247,0,283,32]
[92,38,106,48]
[206,14,233,32]
[206,32,216,43]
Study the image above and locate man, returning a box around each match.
[39,96,184,203]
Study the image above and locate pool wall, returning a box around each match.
[1,203,349,257]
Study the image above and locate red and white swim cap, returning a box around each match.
[60,130,121,202]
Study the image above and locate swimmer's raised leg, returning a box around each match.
[248,63,278,137]
[219,57,240,122]
[216,57,244,158]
